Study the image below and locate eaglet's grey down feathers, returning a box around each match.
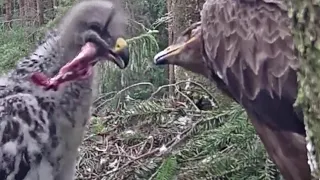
[0,0,129,180]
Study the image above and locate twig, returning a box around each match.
[94,82,155,111]
[149,80,218,110]
[126,30,159,43]
[77,78,233,179]
[100,117,204,177]
[149,84,176,99]
[175,86,200,111]
[148,159,166,180]
[176,80,219,108]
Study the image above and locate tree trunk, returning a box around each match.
[287,0,320,179]
[4,0,13,28]
[166,0,175,96]
[18,0,25,19]
[0,3,3,15]
[166,0,205,96]
[25,0,37,26]
[36,0,44,25]
[44,0,55,20]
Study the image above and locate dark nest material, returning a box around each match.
[75,81,219,180]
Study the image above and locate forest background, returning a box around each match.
[0,0,283,179]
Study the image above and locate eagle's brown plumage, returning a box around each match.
[154,0,311,179]
[201,0,298,101]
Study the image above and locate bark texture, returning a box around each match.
[287,0,320,178]
[167,0,206,96]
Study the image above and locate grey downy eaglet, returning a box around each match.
[0,0,129,179]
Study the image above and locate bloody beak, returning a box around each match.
[31,39,129,90]
[31,42,110,90]
[70,37,130,70]
[60,42,98,73]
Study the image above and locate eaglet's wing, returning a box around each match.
[0,89,58,179]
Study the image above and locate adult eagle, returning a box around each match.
[0,0,129,179]
[154,0,310,179]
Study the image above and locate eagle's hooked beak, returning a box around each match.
[154,37,197,65]
[108,37,130,69]
[154,44,183,65]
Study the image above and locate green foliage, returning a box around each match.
[97,30,166,97]
[97,24,168,101]
[0,27,35,73]
[125,0,168,49]
[177,108,266,179]
[155,156,178,180]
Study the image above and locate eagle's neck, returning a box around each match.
[10,30,85,81]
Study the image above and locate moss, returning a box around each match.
[288,0,320,178]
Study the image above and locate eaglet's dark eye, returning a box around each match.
[89,22,102,33]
